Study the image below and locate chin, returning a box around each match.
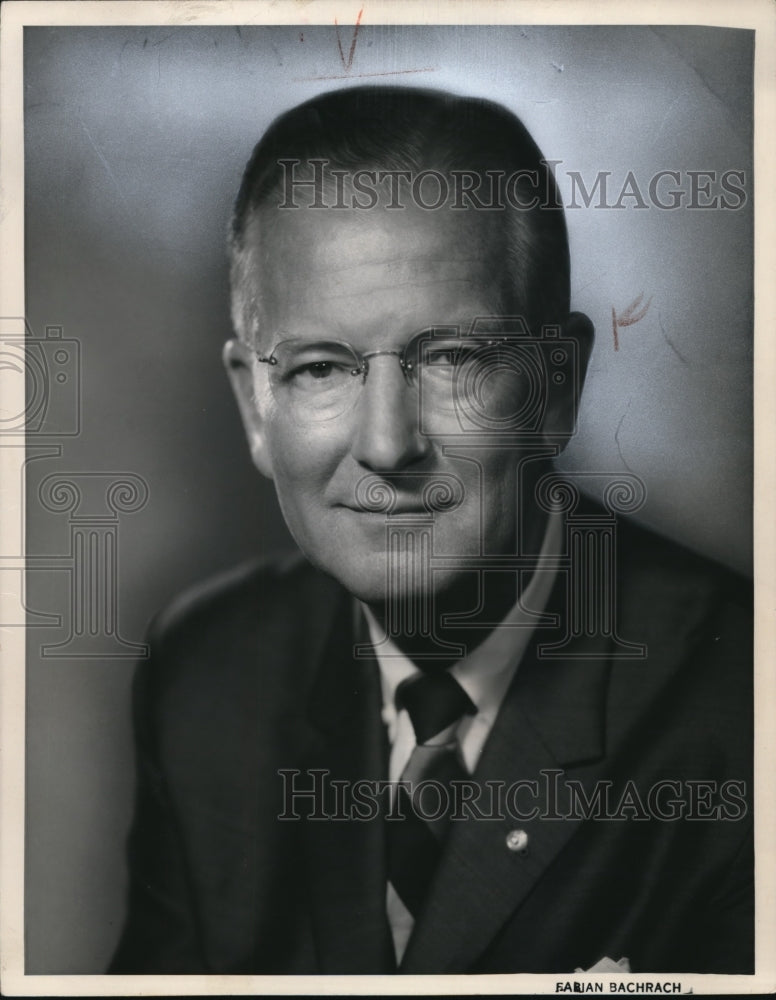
[324,557,395,606]
[300,550,404,603]
[323,558,470,618]
[293,518,487,607]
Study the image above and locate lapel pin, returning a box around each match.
[505,829,529,852]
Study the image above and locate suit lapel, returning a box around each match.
[299,594,395,973]
[269,512,727,974]
[400,595,613,973]
[399,510,725,974]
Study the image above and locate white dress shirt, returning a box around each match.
[360,510,563,963]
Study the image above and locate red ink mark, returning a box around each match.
[612,293,652,351]
[334,7,363,72]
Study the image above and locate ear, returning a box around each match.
[541,311,595,450]
[222,338,275,479]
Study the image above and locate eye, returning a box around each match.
[425,344,477,369]
[297,360,338,380]
[282,356,356,391]
[427,349,457,367]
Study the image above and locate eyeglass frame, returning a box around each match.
[255,328,512,383]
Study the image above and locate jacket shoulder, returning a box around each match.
[138,552,346,719]
[609,516,752,773]
[149,552,338,652]
[617,515,751,611]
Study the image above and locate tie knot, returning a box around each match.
[395,671,476,744]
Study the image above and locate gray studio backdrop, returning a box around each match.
[23,24,752,972]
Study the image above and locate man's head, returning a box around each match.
[224,86,593,609]
[228,86,571,344]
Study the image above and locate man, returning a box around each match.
[110,86,752,975]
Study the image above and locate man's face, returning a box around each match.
[229,200,563,606]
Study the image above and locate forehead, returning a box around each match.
[243,203,517,344]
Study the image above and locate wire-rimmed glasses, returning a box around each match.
[256,327,545,427]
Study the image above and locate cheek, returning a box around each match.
[455,449,517,498]
[428,452,520,552]
[263,418,344,508]
[475,452,521,525]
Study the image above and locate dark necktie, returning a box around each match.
[386,671,476,918]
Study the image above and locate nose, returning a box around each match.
[350,355,429,471]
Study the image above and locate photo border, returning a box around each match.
[1,0,774,995]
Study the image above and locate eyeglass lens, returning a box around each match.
[259,331,543,426]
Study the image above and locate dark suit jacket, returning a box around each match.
[109,517,753,975]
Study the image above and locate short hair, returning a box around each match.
[228,85,570,342]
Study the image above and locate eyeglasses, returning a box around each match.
[256,327,548,426]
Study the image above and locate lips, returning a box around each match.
[343,502,431,515]
[339,472,466,515]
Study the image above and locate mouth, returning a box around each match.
[340,472,466,515]
[339,502,433,516]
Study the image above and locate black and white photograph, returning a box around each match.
[1,0,774,994]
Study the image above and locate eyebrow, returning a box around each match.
[263,317,522,356]
[267,295,512,348]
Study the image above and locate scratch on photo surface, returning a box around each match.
[653,94,682,145]
[150,31,176,47]
[615,398,636,475]
[647,26,749,146]
[295,68,437,82]
[648,27,727,113]
[572,269,615,297]
[658,311,690,365]
[78,119,134,221]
